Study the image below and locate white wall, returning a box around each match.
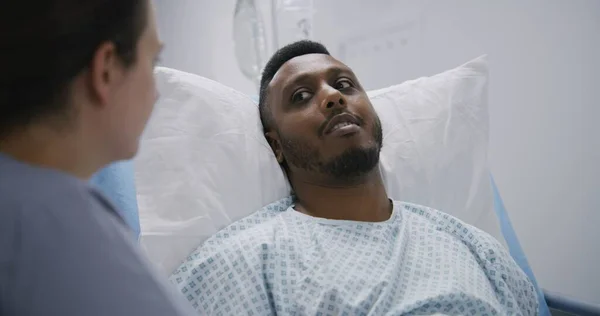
[155,0,600,304]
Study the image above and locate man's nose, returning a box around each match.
[319,85,347,112]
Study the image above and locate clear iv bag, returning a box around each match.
[233,0,268,90]
[271,0,314,50]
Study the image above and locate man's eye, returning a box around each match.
[335,79,353,90]
[292,91,312,103]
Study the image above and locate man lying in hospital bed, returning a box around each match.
[169,41,538,315]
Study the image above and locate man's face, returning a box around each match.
[102,0,162,160]
[265,54,382,180]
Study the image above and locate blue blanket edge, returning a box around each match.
[491,176,550,316]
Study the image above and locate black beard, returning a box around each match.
[279,117,383,180]
[322,145,381,179]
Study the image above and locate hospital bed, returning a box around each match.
[91,163,600,316]
[90,3,598,313]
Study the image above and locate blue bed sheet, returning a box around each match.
[491,176,551,316]
[90,160,140,239]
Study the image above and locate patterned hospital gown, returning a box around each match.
[170,197,538,315]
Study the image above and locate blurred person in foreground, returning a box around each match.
[0,0,195,315]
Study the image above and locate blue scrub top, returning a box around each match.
[0,153,194,316]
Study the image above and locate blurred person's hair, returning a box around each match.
[0,0,148,138]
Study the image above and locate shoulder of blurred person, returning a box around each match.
[0,152,195,316]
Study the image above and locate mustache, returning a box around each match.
[318,110,365,137]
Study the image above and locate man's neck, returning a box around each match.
[0,125,103,180]
[290,169,391,222]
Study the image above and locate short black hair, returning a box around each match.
[258,40,330,131]
[0,0,148,139]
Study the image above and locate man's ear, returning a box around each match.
[265,130,284,164]
[87,41,123,107]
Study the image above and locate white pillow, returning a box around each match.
[136,56,502,276]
